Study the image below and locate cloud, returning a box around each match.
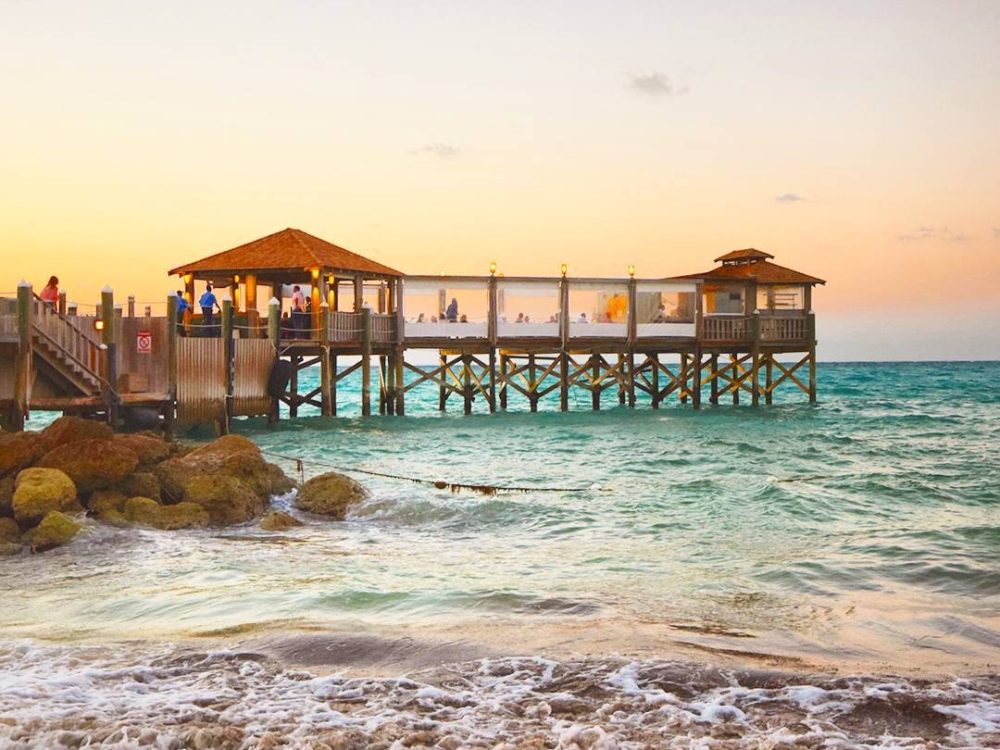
[897,226,968,243]
[412,143,460,159]
[627,72,689,96]
[775,193,805,203]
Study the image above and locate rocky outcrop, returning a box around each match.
[0,432,41,478]
[0,517,20,543]
[40,416,113,451]
[123,497,210,530]
[26,511,82,551]
[259,511,304,531]
[112,472,162,503]
[12,468,80,523]
[184,475,263,525]
[294,472,368,519]
[113,434,172,466]
[37,439,138,494]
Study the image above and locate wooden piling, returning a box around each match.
[361,307,372,416]
[320,303,332,417]
[12,282,32,430]
[101,287,117,425]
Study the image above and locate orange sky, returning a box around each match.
[2,0,998,359]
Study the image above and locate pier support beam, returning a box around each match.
[361,307,372,416]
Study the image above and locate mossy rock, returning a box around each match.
[12,467,80,523]
[26,511,82,551]
[0,516,21,543]
[112,434,172,466]
[184,475,263,525]
[123,496,209,530]
[0,432,42,478]
[37,438,139,494]
[294,472,368,520]
[259,511,304,531]
[112,472,162,503]
[155,440,294,505]
[40,416,113,451]
[0,541,22,556]
[0,475,14,517]
[88,489,127,515]
[187,434,261,460]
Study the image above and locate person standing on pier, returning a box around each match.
[199,283,220,337]
[291,285,306,337]
[446,297,459,322]
[39,276,59,306]
[175,290,190,336]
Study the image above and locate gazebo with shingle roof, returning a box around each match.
[169,227,404,323]
[671,248,825,315]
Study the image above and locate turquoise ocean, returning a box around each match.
[2,361,999,748]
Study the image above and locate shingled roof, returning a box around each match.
[672,249,825,285]
[169,228,403,279]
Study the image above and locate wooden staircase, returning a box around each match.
[30,300,105,400]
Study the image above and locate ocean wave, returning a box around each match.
[1,641,998,750]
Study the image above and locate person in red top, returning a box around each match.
[39,276,59,306]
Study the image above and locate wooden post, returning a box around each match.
[692,348,702,410]
[591,354,600,410]
[439,352,447,411]
[499,353,508,410]
[311,269,322,335]
[222,300,234,430]
[808,312,817,403]
[379,356,387,415]
[128,295,135,318]
[12,282,32,430]
[331,354,338,417]
[765,353,774,406]
[361,306,372,416]
[680,353,689,404]
[651,353,660,409]
[488,275,498,347]
[617,353,626,405]
[57,290,67,316]
[559,352,569,412]
[488,348,497,412]
[750,311,760,407]
[67,301,77,316]
[267,298,280,423]
[289,355,299,419]
[320,303,332,417]
[626,352,636,407]
[529,353,538,413]
[463,353,473,415]
[245,273,258,336]
[710,353,719,405]
[395,350,405,416]
[144,305,151,318]
[101,286,117,426]
[731,353,740,406]
[354,276,364,312]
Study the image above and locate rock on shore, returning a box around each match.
[0,417,309,553]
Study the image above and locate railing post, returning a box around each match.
[559,278,569,351]
[627,277,637,347]
[267,297,280,346]
[58,291,67,316]
[267,298,281,423]
[361,307,372,416]
[222,299,234,429]
[101,286,117,426]
[12,281,33,430]
[67,301,77,316]
[128,295,135,318]
[320,302,332,417]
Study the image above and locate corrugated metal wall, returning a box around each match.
[115,317,170,395]
[176,339,226,425]
[232,339,274,417]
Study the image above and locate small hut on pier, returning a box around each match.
[169,228,403,335]
[672,248,825,316]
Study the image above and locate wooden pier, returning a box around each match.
[0,230,824,432]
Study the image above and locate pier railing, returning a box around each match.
[702,313,812,344]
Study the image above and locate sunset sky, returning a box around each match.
[2,0,998,360]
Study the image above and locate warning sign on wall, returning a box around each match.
[137,331,152,354]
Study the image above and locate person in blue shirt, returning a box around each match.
[199,283,220,337]
[175,290,190,337]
